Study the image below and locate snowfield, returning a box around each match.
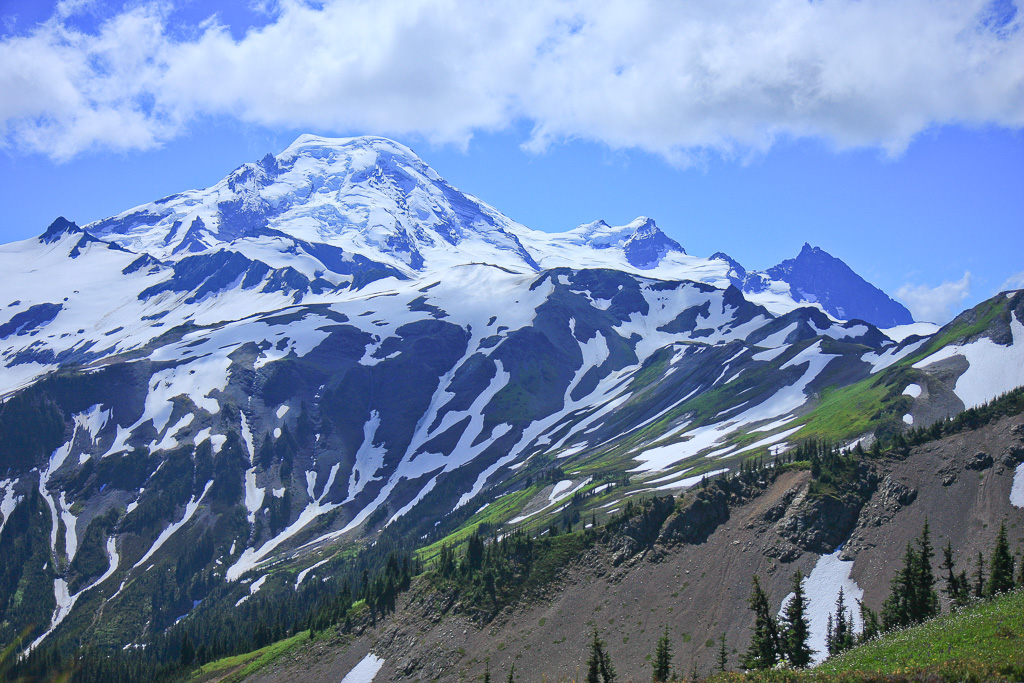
[779,548,864,665]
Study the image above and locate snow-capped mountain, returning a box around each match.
[1,134,1021,655]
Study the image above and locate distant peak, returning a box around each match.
[280,134,420,162]
[627,216,657,232]
[40,216,81,243]
[798,243,827,258]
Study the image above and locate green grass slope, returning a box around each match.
[708,588,1024,683]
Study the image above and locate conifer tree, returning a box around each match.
[857,600,880,643]
[506,662,515,683]
[717,632,728,672]
[652,626,672,682]
[910,520,939,621]
[882,542,916,629]
[483,661,491,683]
[826,588,855,655]
[940,541,969,608]
[179,633,196,667]
[986,521,1016,596]
[973,551,986,598]
[741,575,779,670]
[586,629,617,683]
[780,569,813,667]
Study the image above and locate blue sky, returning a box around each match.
[1,0,1022,322]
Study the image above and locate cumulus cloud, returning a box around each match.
[1,0,1022,161]
[896,272,972,323]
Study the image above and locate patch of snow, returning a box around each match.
[340,653,384,683]
[276,405,290,419]
[653,468,727,491]
[131,480,214,571]
[913,315,1024,409]
[245,468,266,523]
[249,574,268,595]
[507,478,592,525]
[903,414,914,425]
[295,557,330,590]
[902,384,922,398]
[548,480,573,502]
[227,463,342,581]
[779,548,863,665]
[1011,463,1024,508]
[345,411,387,501]
[0,478,20,538]
[863,338,928,374]
[882,322,940,342]
[58,491,79,562]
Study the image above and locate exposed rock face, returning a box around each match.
[774,464,878,555]
[878,475,918,509]
[758,243,914,327]
[966,451,994,470]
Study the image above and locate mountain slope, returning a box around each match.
[0,135,1021,663]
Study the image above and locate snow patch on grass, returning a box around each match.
[913,315,1024,409]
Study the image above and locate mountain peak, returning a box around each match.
[763,244,913,326]
[622,216,686,268]
[279,134,423,165]
[39,216,82,243]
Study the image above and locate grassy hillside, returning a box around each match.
[708,588,1024,683]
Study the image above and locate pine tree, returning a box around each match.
[986,521,1016,596]
[973,551,986,598]
[179,633,195,667]
[940,541,969,608]
[586,629,617,683]
[506,662,515,683]
[652,626,672,682]
[827,588,855,655]
[741,575,779,670]
[717,633,728,672]
[882,542,916,629]
[857,600,880,643]
[910,520,939,622]
[483,661,491,683]
[779,569,813,667]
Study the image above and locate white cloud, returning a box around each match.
[1,0,1022,161]
[896,272,972,323]
[1000,270,1024,292]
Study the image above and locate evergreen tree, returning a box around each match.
[741,575,779,670]
[179,633,195,667]
[506,662,515,683]
[986,521,1016,596]
[483,661,491,683]
[857,600,880,643]
[910,520,939,622]
[780,569,813,667]
[939,541,969,608]
[717,633,728,672]
[826,588,855,655]
[973,551,986,598]
[652,626,672,682]
[882,542,916,630]
[586,629,617,683]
